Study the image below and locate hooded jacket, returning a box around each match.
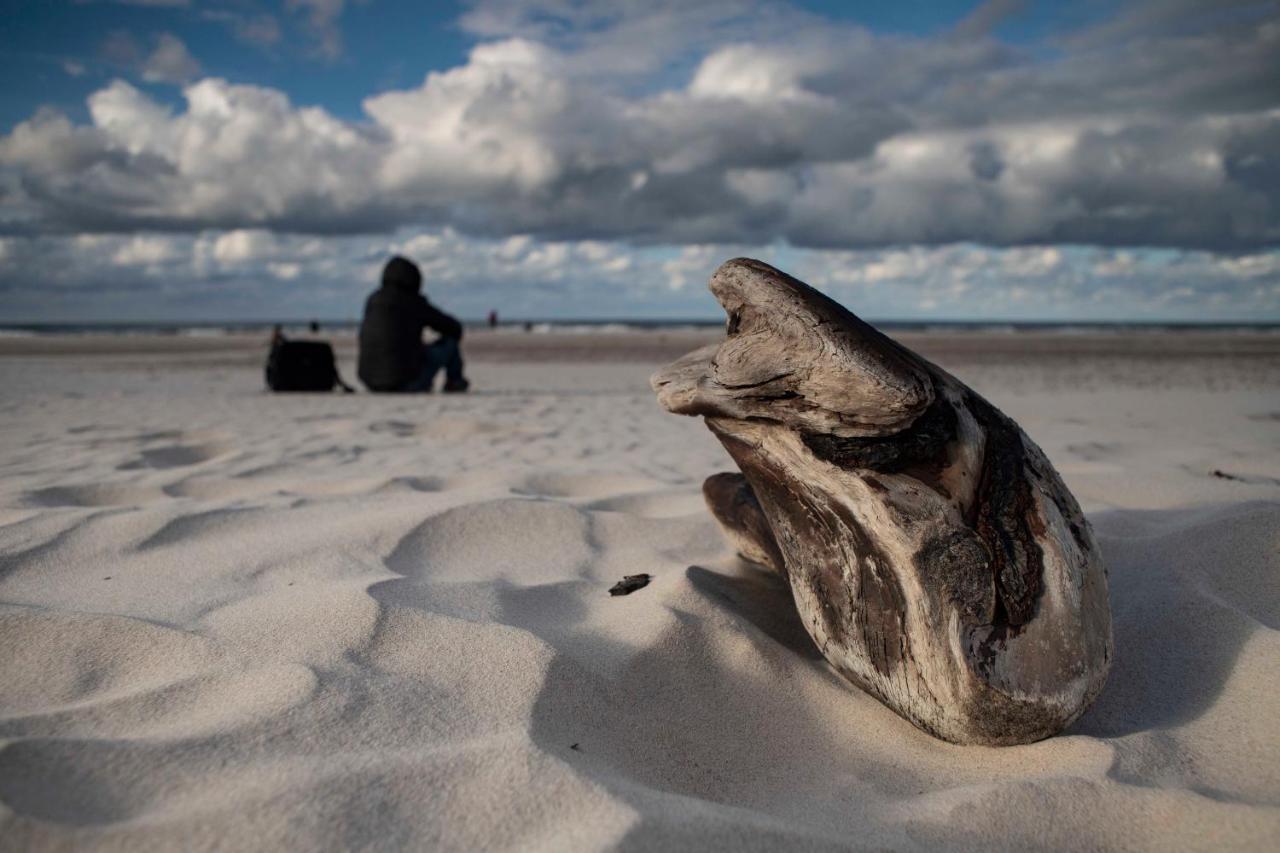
[358,257,463,391]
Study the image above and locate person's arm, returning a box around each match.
[419,296,463,341]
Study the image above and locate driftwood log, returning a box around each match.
[653,259,1112,746]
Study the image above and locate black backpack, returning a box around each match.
[266,340,354,392]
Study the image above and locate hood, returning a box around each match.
[382,256,422,294]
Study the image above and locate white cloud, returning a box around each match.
[1001,247,1063,277]
[203,11,281,48]
[1,0,1278,321]
[1217,253,1280,278]
[10,5,1276,252]
[364,40,570,195]
[111,234,181,265]
[98,30,200,85]
[689,44,819,102]
[100,30,143,68]
[4,229,1275,322]
[141,33,200,84]
[661,245,726,291]
[286,0,347,59]
[268,262,302,280]
[212,229,280,264]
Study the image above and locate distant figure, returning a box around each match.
[358,256,469,393]
[488,309,498,329]
[270,324,286,346]
[309,320,320,334]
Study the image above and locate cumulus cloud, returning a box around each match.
[952,0,1026,40]
[459,0,819,79]
[99,30,144,68]
[2,227,1275,322]
[98,30,201,84]
[0,0,1274,330]
[1,78,386,234]
[141,33,201,84]
[286,0,347,59]
[110,233,182,265]
[203,10,281,48]
[3,0,1279,257]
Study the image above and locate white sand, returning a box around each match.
[1,333,1278,851]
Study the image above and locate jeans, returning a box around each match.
[403,337,465,392]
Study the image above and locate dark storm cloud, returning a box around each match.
[1,0,1278,250]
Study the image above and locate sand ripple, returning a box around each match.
[1,359,1277,849]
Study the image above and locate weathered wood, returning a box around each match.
[702,472,784,572]
[653,258,1112,746]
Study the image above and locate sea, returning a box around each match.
[1,319,1277,338]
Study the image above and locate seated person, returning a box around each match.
[358,256,469,393]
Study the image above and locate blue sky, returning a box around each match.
[0,0,1277,322]
[0,1,1109,129]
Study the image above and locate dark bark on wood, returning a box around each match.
[702,472,784,572]
[653,258,1113,746]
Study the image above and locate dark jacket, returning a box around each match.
[358,257,463,391]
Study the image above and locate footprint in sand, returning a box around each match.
[116,432,234,471]
[369,416,524,443]
[368,420,418,438]
[512,472,668,500]
[1065,441,1124,462]
[417,416,513,441]
[583,490,708,518]
[373,476,445,494]
[294,415,358,436]
[66,424,110,435]
[117,444,224,470]
[21,482,169,508]
[1207,468,1280,487]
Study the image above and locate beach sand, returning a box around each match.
[1,330,1278,851]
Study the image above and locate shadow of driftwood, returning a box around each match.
[365,495,1276,845]
[690,501,1272,743]
[520,605,917,849]
[684,563,823,662]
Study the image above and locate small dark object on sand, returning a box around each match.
[609,574,652,596]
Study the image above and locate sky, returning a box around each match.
[0,0,1278,323]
